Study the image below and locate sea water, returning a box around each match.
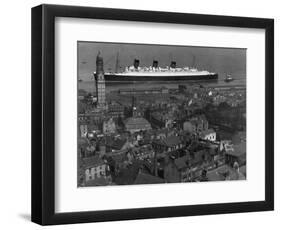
[78,73,246,93]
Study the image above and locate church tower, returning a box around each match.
[95,52,106,108]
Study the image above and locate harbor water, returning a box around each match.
[78,73,246,93]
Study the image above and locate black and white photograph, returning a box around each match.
[77,42,247,187]
[29,3,274,226]
[0,0,276,227]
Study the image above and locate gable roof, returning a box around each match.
[106,138,127,150]
[82,156,105,168]
[174,155,188,170]
[154,136,181,147]
[200,129,215,137]
[134,172,164,184]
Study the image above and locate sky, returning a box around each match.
[78,42,246,81]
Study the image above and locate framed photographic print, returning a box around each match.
[31,4,274,225]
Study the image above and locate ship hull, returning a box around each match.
[103,73,218,82]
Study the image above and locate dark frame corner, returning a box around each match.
[31,4,274,225]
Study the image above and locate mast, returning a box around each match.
[115,52,119,73]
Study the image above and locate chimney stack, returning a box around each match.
[133,59,140,69]
[170,61,176,68]
[152,60,158,68]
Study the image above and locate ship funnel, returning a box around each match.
[170,61,176,68]
[152,60,158,68]
[134,59,140,69]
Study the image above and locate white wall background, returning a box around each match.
[0,0,279,229]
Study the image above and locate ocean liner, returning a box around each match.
[94,53,218,82]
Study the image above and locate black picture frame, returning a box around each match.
[31,4,274,225]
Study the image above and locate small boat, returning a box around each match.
[224,74,234,82]
[78,79,83,82]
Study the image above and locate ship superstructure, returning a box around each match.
[94,53,218,82]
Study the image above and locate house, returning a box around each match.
[163,151,191,183]
[150,111,174,129]
[152,136,183,153]
[207,164,246,181]
[78,138,89,158]
[103,117,116,134]
[200,129,216,141]
[87,123,101,135]
[183,115,208,134]
[114,161,141,185]
[108,101,124,119]
[82,156,110,183]
[124,117,151,133]
[151,128,175,140]
[134,144,155,160]
[173,155,190,182]
[213,95,226,106]
[220,140,232,152]
[134,172,164,184]
[79,123,88,137]
[164,160,181,183]
[189,149,211,168]
[105,137,133,152]
[225,142,246,167]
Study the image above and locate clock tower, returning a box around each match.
[95,52,106,108]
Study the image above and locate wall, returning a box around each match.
[0,0,279,229]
